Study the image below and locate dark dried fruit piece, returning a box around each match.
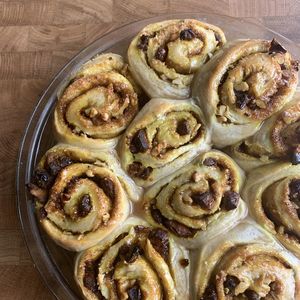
[149,228,169,262]
[176,119,190,135]
[151,207,164,224]
[78,194,92,217]
[130,129,149,154]
[127,284,142,300]
[269,38,287,54]
[291,151,300,165]
[234,90,252,110]
[202,286,217,300]
[137,35,150,51]
[33,169,52,189]
[98,177,115,199]
[164,219,196,238]
[179,258,189,268]
[244,289,260,300]
[83,260,100,295]
[224,275,240,294]
[214,32,222,43]
[39,207,47,219]
[222,191,240,211]
[292,60,300,71]
[125,245,143,263]
[203,157,217,167]
[155,46,168,62]
[192,192,214,210]
[47,155,73,176]
[180,29,195,41]
[289,179,300,202]
[128,162,153,180]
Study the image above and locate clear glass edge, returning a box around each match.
[16,12,300,300]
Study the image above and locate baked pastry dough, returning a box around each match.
[192,39,299,148]
[27,144,140,251]
[195,220,300,300]
[243,162,300,258]
[143,150,247,248]
[128,19,226,99]
[74,217,189,300]
[54,53,142,149]
[228,91,300,171]
[119,98,211,187]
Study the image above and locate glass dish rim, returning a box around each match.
[16,12,300,300]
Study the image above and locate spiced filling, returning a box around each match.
[150,207,196,238]
[83,259,104,299]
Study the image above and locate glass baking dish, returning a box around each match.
[16,13,300,299]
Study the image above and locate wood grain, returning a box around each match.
[1,1,299,299]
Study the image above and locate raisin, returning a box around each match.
[222,191,240,210]
[47,155,73,176]
[203,158,217,167]
[39,207,47,219]
[149,228,169,261]
[164,219,196,238]
[155,47,168,62]
[78,194,92,217]
[179,29,195,40]
[224,275,240,294]
[176,120,190,135]
[179,258,189,267]
[191,192,214,210]
[137,35,150,51]
[33,169,52,189]
[244,289,260,300]
[127,284,142,300]
[98,177,115,199]
[130,129,149,154]
[234,90,252,110]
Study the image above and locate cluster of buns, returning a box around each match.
[28,19,300,299]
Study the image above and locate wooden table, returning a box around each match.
[1,0,300,298]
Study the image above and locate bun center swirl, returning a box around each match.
[202,245,296,300]
[263,177,300,242]
[218,40,298,121]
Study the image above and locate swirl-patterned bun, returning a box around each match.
[27,144,140,251]
[128,19,226,99]
[243,162,300,258]
[74,217,189,300]
[54,53,143,149]
[119,98,211,187]
[195,220,300,300]
[143,150,247,248]
[193,39,299,148]
[229,91,300,171]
